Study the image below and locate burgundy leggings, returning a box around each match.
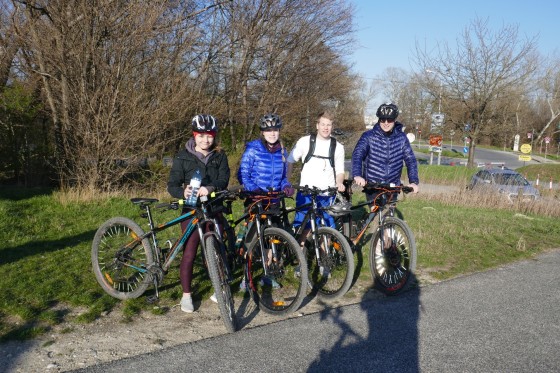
[179,219,201,293]
[179,217,223,293]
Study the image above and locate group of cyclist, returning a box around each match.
[167,102,419,313]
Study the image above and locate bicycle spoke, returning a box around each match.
[247,227,307,316]
[92,218,153,300]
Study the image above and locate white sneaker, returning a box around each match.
[180,295,194,313]
[210,293,218,303]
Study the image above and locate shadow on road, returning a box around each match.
[307,274,421,372]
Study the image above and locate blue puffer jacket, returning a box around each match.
[352,122,419,185]
[237,139,291,191]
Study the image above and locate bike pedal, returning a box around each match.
[146,295,159,304]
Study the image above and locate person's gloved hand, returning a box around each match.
[283,185,295,197]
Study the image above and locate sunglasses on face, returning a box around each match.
[379,119,395,123]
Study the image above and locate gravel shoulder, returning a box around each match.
[2,274,415,373]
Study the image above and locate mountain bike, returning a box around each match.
[91,188,240,333]
[334,181,417,295]
[279,185,354,300]
[225,190,308,316]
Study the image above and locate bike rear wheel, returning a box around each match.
[305,227,354,300]
[246,227,307,316]
[369,216,417,295]
[91,217,154,300]
[204,235,237,333]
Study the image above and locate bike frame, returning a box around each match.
[281,187,337,267]
[131,197,230,299]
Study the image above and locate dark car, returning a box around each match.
[467,167,540,203]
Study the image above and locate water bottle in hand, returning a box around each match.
[185,169,201,206]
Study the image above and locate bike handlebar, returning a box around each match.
[363,182,413,194]
[293,185,338,196]
[238,188,288,200]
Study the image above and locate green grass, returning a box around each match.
[1,171,560,341]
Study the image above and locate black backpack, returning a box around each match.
[303,134,337,178]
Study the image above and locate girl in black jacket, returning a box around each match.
[167,114,230,312]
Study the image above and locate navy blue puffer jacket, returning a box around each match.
[237,139,291,191]
[351,122,419,185]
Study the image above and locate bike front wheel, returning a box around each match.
[204,235,237,333]
[91,217,154,300]
[305,227,354,300]
[246,227,307,316]
[369,217,417,295]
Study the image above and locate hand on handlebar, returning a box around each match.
[283,186,295,197]
[407,183,419,194]
[336,182,345,192]
[354,176,366,187]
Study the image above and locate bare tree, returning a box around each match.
[414,17,538,166]
[12,0,223,190]
[5,0,359,190]
[533,57,560,144]
[208,0,356,147]
[0,1,19,87]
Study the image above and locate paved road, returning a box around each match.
[76,250,560,373]
[413,145,559,170]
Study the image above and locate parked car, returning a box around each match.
[467,168,540,203]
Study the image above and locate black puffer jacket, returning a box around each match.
[167,145,230,199]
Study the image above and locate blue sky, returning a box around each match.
[349,0,560,114]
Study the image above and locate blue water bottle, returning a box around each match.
[185,169,201,206]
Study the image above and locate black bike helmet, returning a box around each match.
[324,201,353,217]
[376,102,399,120]
[259,114,282,130]
[191,114,218,133]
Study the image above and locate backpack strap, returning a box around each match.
[303,134,317,164]
[328,137,336,169]
[303,134,337,180]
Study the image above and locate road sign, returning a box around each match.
[519,154,532,162]
[463,147,468,153]
[429,134,442,146]
[431,146,442,153]
[520,144,532,154]
[545,137,551,144]
[527,132,532,139]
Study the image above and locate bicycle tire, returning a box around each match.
[222,224,238,271]
[91,217,154,300]
[369,216,417,295]
[305,227,354,300]
[246,227,307,316]
[204,235,237,333]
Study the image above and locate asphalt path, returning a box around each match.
[75,249,560,373]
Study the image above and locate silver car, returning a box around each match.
[467,168,540,202]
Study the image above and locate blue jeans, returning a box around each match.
[292,192,335,229]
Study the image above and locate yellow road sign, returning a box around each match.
[520,144,532,154]
[519,154,532,161]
